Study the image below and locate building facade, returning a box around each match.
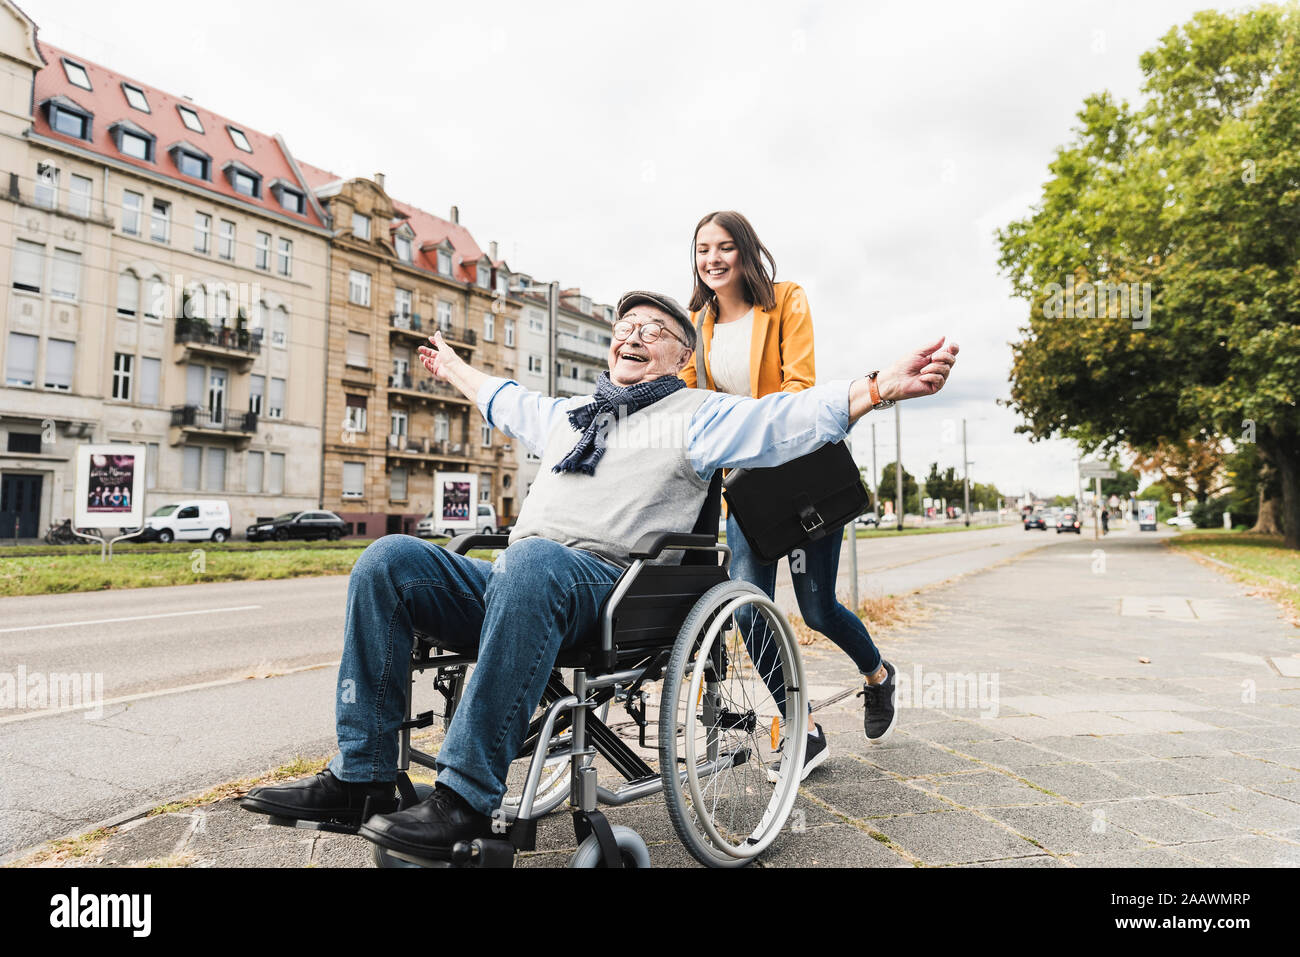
[300,164,520,535]
[0,3,330,539]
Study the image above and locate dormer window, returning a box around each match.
[122,83,149,112]
[169,141,211,180]
[62,59,91,90]
[476,262,491,289]
[223,160,261,198]
[177,104,204,133]
[395,234,412,263]
[436,246,452,275]
[108,120,156,162]
[227,126,252,152]
[270,180,305,214]
[43,96,93,141]
[352,211,370,239]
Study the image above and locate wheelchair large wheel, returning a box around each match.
[658,580,807,867]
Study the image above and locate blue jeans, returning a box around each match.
[726,513,882,711]
[327,535,622,816]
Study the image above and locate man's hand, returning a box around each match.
[417,331,464,382]
[877,337,959,401]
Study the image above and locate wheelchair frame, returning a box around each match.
[384,524,810,869]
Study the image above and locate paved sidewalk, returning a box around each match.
[12,530,1299,868]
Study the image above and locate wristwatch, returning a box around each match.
[865,371,895,411]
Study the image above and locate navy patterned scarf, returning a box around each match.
[552,372,686,475]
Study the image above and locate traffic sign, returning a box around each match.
[1080,463,1117,479]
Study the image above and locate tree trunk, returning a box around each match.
[1252,493,1281,534]
[1270,437,1300,550]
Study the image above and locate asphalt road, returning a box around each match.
[0,517,1152,860]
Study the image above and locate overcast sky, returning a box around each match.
[26,0,1221,499]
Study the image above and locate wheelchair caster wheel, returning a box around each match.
[567,825,651,868]
[370,782,435,869]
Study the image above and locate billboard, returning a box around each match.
[74,445,146,530]
[433,472,477,532]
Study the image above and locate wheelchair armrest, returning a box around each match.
[446,533,511,555]
[628,532,717,560]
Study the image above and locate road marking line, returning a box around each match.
[0,659,339,726]
[0,605,263,634]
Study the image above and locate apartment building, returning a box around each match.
[299,164,520,534]
[0,2,330,537]
[554,287,616,398]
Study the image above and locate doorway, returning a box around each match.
[0,472,43,539]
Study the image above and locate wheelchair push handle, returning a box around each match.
[446,533,510,555]
[628,532,717,560]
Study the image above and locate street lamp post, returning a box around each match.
[962,418,971,527]
[894,403,903,531]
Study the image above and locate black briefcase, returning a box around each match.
[722,441,869,564]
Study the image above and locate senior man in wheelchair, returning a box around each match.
[241,289,958,860]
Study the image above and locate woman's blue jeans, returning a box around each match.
[726,513,882,711]
[326,535,621,816]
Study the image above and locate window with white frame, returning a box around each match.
[194,212,211,253]
[249,374,264,415]
[34,163,57,208]
[352,212,370,239]
[177,104,204,133]
[246,450,263,493]
[349,270,371,306]
[480,422,492,447]
[527,354,542,374]
[62,58,92,90]
[342,462,365,498]
[112,352,133,400]
[504,318,515,347]
[483,313,494,341]
[150,199,170,242]
[268,452,285,494]
[122,190,143,235]
[69,174,92,217]
[346,331,369,368]
[12,240,43,293]
[528,312,544,332]
[277,238,292,275]
[477,263,490,288]
[396,235,412,263]
[5,332,37,386]
[344,394,367,433]
[139,356,160,404]
[390,409,407,441]
[182,446,201,489]
[204,447,226,491]
[122,83,149,112]
[218,220,235,260]
[390,466,407,501]
[44,339,74,391]
[394,288,412,318]
[272,307,288,348]
[479,473,492,502]
[228,126,252,152]
[120,130,151,160]
[434,412,449,442]
[268,377,285,418]
[213,287,229,325]
[437,248,451,275]
[144,275,165,321]
[255,231,270,270]
[51,249,81,300]
[391,346,410,383]
[437,300,452,330]
[146,442,158,489]
[117,271,138,317]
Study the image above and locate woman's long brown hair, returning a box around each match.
[689,210,777,316]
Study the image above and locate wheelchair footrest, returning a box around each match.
[386,838,516,869]
[265,815,360,837]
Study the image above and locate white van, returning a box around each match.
[416,503,498,538]
[144,500,232,542]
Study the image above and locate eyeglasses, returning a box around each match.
[612,317,687,346]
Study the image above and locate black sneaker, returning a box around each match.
[238,768,398,826]
[858,660,898,743]
[359,784,495,860]
[765,723,829,783]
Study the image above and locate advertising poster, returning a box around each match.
[74,445,147,530]
[434,472,477,531]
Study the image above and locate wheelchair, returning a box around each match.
[280,474,808,868]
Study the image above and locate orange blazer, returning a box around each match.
[681,281,816,398]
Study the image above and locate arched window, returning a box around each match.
[116,270,138,317]
[272,306,289,347]
[144,275,166,321]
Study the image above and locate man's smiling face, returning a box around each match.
[606,304,691,387]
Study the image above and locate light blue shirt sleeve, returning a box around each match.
[686,380,857,479]
[476,377,590,457]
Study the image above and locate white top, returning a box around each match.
[707,309,753,396]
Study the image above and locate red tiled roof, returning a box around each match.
[390,198,486,285]
[32,41,324,228]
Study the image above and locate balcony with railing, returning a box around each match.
[385,433,471,463]
[556,374,599,396]
[386,372,471,404]
[169,404,258,448]
[389,313,478,348]
[173,316,262,368]
[556,332,610,362]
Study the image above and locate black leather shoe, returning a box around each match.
[239,769,398,826]
[359,785,494,858]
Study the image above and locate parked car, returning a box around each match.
[1166,511,1195,528]
[856,512,879,527]
[142,500,232,542]
[416,503,498,538]
[246,510,346,542]
[1056,511,1082,533]
[1023,512,1048,530]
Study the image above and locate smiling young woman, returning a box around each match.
[682,210,899,770]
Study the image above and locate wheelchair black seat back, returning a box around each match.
[399,472,811,868]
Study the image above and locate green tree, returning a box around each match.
[877,461,918,515]
[996,5,1300,547]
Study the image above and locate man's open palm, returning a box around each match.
[879,337,960,402]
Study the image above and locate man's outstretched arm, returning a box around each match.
[689,337,959,476]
